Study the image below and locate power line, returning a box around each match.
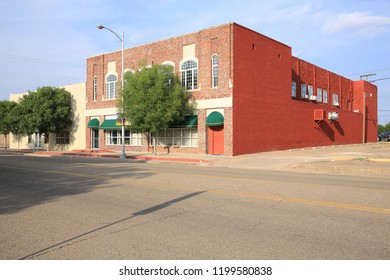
[369,77,390,83]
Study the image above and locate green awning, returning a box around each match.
[99,119,120,130]
[171,115,198,128]
[88,118,99,128]
[206,111,224,126]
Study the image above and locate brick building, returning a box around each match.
[86,22,377,156]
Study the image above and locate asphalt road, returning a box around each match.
[0,154,389,260]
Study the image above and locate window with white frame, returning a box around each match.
[181,60,198,90]
[323,89,328,104]
[93,76,97,101]
[155,128,198,147]
[212,55,218,88]
[301,83,307,98]
[292,81,297,97]
[308,85,314,97]
[332,93,339,106]
[161,61,175,71]
[317,88,322,102]
[56,131,70,145]
[105,130,143,146]
[106,74,117,99]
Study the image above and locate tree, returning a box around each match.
[379,122,390,134]
[122,64,196,154]
[0,100,18,149]
[18,87,73,149]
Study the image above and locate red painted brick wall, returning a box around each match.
[231,24,377,155]
[353,80,378,142]
[232,24,292,155]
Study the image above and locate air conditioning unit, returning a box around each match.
[333,101,340,107]
[309,95,317,101]
[328,111,339,121]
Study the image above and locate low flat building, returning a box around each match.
[0,134,8,149]
[9,82,86,151]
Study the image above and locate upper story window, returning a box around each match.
[308,85,314,97]
[292,81,297,97]
[332,93,339,106]
[181,60,198,90]
[93,76,97,101]
[317,88,322,102]
[161,61,175,71]
[106,74,117,99]
[323,89,328,104]
[212,55,218,88]
[301,83,307,99]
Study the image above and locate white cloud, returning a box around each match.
[322,12,390,38]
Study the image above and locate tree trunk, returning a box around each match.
[153,134,157,155]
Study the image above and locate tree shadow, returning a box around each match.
[0,155,155,215]
[19,191,206,260]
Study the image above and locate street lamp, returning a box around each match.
[97,25,126,160]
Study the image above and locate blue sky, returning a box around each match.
[1,0,390,124]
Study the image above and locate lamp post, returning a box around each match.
[97,25,126,160]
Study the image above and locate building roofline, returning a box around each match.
[87,22,236,59]
[89,22,295,59]
[230,22,292,49]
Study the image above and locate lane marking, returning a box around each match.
[208,190,390,215]
[109,177,390,215]
[0,165,108,180]
[2,164,390,215]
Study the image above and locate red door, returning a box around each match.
[208,126,224,155]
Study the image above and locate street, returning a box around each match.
[0,154,389,259]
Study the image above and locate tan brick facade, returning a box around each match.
[86,23,234,155]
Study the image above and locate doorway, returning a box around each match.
[91,129,99,149]
[207,126,224,155]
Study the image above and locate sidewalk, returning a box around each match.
[2,142,390,177]
[212,142,390,177]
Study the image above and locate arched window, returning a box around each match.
[181,60,198,90]
[212,55,218,88]
[106,74,117,99]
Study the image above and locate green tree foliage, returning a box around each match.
[0,100,18,134]
[122,64,196,135]
[0,100,18,148]
[18,87,73,136]
[378,122,390,134]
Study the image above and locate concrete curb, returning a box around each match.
[285,162,390,177]
[32,150,211,164]
[367,158,390,163]
[332,157,355,162]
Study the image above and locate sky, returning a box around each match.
[1,0,390,124]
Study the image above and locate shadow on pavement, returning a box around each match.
[19,191,207,260]
[0,155,155,215]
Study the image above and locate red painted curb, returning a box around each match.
[33,151,210,164]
